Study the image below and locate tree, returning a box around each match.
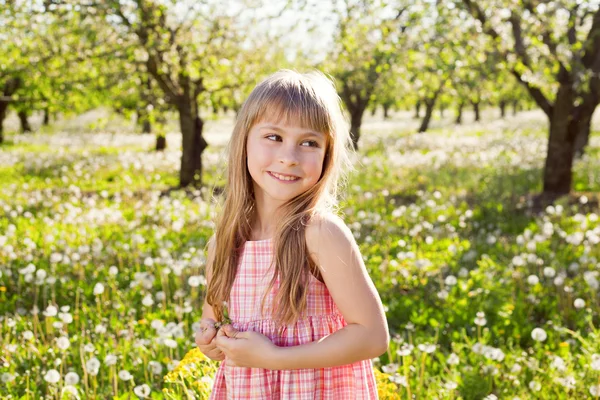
[460,0,600,197]
[325,0,411,149]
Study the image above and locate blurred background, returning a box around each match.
[1,0,600,399]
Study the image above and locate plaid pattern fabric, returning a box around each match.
[209,239,378,399]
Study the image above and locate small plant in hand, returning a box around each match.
[213,302,232,331]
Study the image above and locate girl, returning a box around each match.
[195,70,389,399]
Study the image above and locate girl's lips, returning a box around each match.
[267,171,300,182]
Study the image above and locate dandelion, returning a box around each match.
[105,354,118,366]
[531,328,547,342]
[134,384,151,398]
[591,354,600,371]
[142,294,154,307]
[527,275,539,285]
[397,343,414,356]
[118,370,133,381]
[543,267,556,278]
[590,385,600,397]
[447,353,460,365]
[474,311,487,326]
[444,381,458,390]
[65,371,79,385]
[43,304,58,317]
[86,357,100,376]
[149,361,163,375]
[444,275,457,286]
[389,374,408,387]
[417,343,436,354]
[22,330,34,340]
[93,283,105,295]
[44,369,60,384]
[382,363,399,374]
[574,298,585,309]
[56,336,70,350]
[529,380,541,391]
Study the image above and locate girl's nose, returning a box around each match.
[278,145,299,166]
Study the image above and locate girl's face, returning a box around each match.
[246,120,327,206]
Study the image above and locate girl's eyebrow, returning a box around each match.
[259,124,324,138]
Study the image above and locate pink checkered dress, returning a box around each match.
[208,239,378,399]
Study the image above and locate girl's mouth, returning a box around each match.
[268,171,300,182]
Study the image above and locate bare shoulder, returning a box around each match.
[305,212,356,264]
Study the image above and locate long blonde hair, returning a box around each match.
[206,70,353,327]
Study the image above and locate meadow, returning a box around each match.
[1,109,600,399]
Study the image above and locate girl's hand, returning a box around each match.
[195,318,225,361]
[215,325,279,369]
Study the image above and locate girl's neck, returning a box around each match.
[251,199,281,240]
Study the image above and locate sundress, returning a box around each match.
[208,238,378,399]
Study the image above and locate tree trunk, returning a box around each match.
[178,101,208,188]
[43,107,50,125]
[573,109,592,158]
[383,103,390,119]
[414,100,421,119]
[499,100,506,118]
[512,100,518,116]
[542,84,577,196]
[0,102,8,144]
[439,105,445,118]
[472,101,480,122]
[349,107,365,150]
[455,102,464,124]
[370,107,377,117]
[156,135,166,151]
[18,110,31,133]
[137,108,152,134]
[418,97,438,133]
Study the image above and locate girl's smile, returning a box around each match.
[267,171,301,182]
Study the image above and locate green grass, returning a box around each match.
[1,125,599,399]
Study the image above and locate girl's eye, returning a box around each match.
[265,134,281,141]
[301,140,319,148]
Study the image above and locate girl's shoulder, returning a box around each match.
[305,212,355,257]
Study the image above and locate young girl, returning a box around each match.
[195,70,389,399]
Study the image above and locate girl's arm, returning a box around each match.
[270,214,389,370]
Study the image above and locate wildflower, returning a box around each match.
[531,328,547,342]
[444,381,458,390]
[142,294,154,307]
[389,373,408,387]
[56,336,70,351]
[591,354,600,371]
[445,275,457,286]
[44,369,60,384]
[474,311,487,326]
[550,356,566,371]
[134,384,151,398]
[118,370,133,381]
[556,375,576,390]
[43,305,58,317]
[397,343,414,356]
[382,363,399,374]
[417,343,436,354]
[483,394,498,400]
[447,353,460,365]
[527,275,539,285]
[591,385,600,397]
[23,330,34,340]
[105,354,118,366]
[543,267,556,278]
[65,372,79,385]
[93,283,105,295]
[149,361,163,375]
[86,357,100,376]
[574,298,585,309]
[529,380,541,391]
